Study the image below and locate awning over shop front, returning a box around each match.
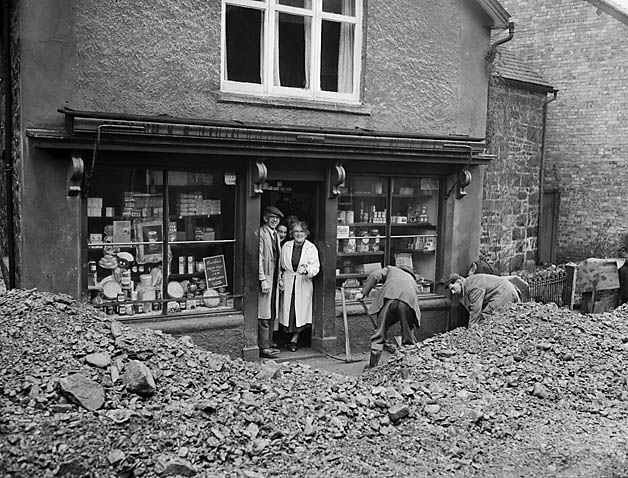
[26,107,495,165]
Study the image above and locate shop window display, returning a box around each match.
[336,175,440,301]
[86,168,237,318]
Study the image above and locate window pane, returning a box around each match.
[390,177,440,287]
[276,0,312,9]
[320,20,354,93]
[275,13,311,89]
[225,6,263,84]
[323,0,355,15]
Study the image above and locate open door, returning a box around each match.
[261,180,322,350]
[539,189,560,265]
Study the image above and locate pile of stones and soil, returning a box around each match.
[1,288,628,478]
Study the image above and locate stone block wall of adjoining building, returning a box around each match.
[483,78,547,273]
[498,0,628,262]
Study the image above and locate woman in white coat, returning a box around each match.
[279,221,320,352]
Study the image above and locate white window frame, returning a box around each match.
[221,0,362,104]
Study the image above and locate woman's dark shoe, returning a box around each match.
[288,342,298,352]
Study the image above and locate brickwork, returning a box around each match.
[483,76,546,272]
[498,0,628,262]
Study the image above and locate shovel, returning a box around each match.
[340,286,353,363]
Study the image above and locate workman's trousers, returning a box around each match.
[258,318,275,350]
[370,299,418,351]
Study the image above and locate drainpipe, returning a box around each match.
[491,21,515,50]
[537,89,558,265]
[2,0,15,289]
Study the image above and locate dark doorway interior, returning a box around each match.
[261,180,320,350]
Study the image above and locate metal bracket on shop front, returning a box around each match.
[68,152,84,196]
[328,160,346,198]
[444,144,474,200]
[249,158,267,197]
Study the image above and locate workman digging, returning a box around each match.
[355,265,421,370]
[445,272,521,327]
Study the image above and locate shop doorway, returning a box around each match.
[261,180,321,351]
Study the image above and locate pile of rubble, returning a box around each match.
[1,288,628,477]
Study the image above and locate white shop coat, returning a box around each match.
[279,239,320,328]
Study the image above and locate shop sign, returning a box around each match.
[204,255,228,289]
[224,172,237,185]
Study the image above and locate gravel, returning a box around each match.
[1,288,628,477]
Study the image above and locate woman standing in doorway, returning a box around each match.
[279,221,320,352]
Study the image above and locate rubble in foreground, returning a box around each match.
[1,288,628,477]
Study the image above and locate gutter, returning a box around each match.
[2,0,15,289]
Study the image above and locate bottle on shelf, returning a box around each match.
[419,206,429,224]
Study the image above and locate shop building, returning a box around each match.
[2,0,510,359]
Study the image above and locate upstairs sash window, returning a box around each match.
[222,0,362,102]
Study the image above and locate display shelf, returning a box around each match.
[339,193,387,198]
[168,272,205,280]
[336,251,384,257]
[336,273,369,279]
[337,222,386,227]
[392,248,436,253]
[392,193,434,198]
[170,239,235,247]
[390,223,437,229]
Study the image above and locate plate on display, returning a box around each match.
[117,252,134,263]
[98,255,118,269]
[203,289,220,308]
[167,281,184,299]
[102,281,122,300]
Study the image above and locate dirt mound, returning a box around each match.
[1,289,628,477]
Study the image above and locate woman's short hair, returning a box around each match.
[291,220,309,234]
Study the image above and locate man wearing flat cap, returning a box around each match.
[258,205,284,358]
[355,265,421,369]
[445,272,521,327]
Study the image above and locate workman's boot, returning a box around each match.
[364,350,382,371]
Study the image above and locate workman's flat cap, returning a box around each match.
[397,265,417,280]
[444,272,463,288]
[264,205,284,218]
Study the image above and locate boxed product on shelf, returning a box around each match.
[394,253,413,269]
[112,221,132,243]
[363,262,381,274]
[87,197,103,217]
[122,192,163,217]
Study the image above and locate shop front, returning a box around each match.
[27,108,490,360]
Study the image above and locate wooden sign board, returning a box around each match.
[576,258,620,293]
[204,255,228,289]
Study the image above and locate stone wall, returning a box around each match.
[498,0,628,262]
[483,76,546,272]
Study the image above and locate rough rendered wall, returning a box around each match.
[499,0,628,262]
[483,78,545,272]
[21,0,490,138]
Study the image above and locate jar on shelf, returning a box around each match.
[369,229,380,252]
[357,230,370,252]
[343,232,356,253]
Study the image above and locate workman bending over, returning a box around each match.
[445,272,521,327]
[355,265,421,369]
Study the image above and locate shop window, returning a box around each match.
[336,175,441,301]
[222,0,361,102]
[86,167,238,319]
